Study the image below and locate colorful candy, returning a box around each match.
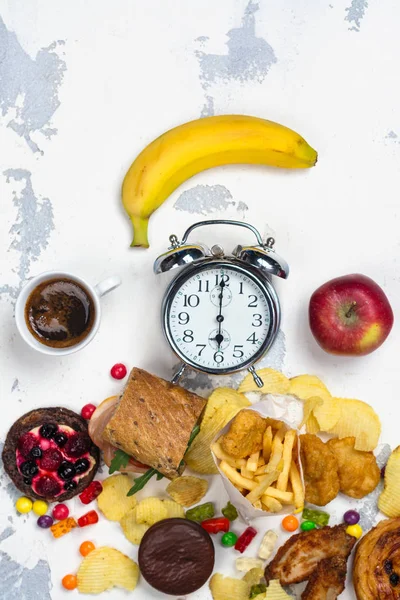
[201,517,230,534]
[79,481,103,505]
[221,532,238,547]
[15,497,33,514]
[302,507,330,527]
[78,510,99,528]
[301,520,316,532]
[346,524,363,539]
[79,541,96,556]
[186,502,215,522]
[32,500,48,516]
[282,515,299,532]
[110,363,127,380]
[50,517,78,538]
[221,501,238,522]
[62,574,77,590]
[234,526,257,553]
[344,510,360,525]
[52,503,69,520]
[258,530,278,560]
[81,404,97,420]
[37,515,54,528]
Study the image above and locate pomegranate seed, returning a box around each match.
[81,404,96,420]
[79,481,103,505]
[78,510,99,527]
[110,363,127,380]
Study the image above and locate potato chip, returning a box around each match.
[120,507,149,545]
[209,573,250,600]
[378,446,400,517]
[77,547,139,594]
[97,474,136,521]
[289,375,331,401]
[299,396,323,429]
[313,397,342,431]
[242,567,264,586]
[162,499,185,519]
[238,368,290,395]
[305,413,320,434]
[266,579,292,599]
[328,398,381,451]
[186,391,250,474]
[135,497,168,525]
[166,476,208,507]
[252,595,267,600]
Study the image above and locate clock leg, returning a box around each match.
[171,363,187,385]
[248,366,264,388]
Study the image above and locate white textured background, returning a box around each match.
[0,1,399,598]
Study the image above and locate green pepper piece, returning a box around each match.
[186,502,215,522]
[250,583,267,599]
[302,507,330,527]
[221,501,238,522]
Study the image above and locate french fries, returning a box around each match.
[214,410,304,514]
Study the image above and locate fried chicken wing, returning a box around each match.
[265,525,356,585]
[300,433,340,506]
[326,436,380,499]
[301,556,347,600]
[221,409,266,458]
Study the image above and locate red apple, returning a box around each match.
[309,274,394,356]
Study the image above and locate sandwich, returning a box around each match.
[89,367,206,480]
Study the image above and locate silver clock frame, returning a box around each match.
[161,257,281,376]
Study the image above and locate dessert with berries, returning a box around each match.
[2,407,100,502]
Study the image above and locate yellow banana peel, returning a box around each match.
[122,115,318,247]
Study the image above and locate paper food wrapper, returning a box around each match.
[211,394,304,523]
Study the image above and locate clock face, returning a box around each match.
[164,262,278,373]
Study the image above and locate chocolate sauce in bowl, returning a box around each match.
[25,278,95,348]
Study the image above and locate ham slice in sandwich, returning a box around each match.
[90,368,206,479]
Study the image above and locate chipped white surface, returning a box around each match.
[1,0,400,598]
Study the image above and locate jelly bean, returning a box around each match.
[78,510,99,528]
[37,515,54,528]
[234,527,257,553]
[110,363,127,380]
[300,520,316,532]
[221,532,238,547]
[346,524,363,539]
[343,510,360,525]
[15,497,33,514]
[52,504,69,520]
[81,404,97,420]
[282,515,299,532]
[79,481,103,505]
[32,500,48,516]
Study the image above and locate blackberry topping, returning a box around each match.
[74,458,90,474]
[390,573,400,587]
[30,446,42,459]
[64,432,91,458]
[384,560,393,574]
[64,480,78,491]
[20,460,39,478]
[58,461,76,481]
[54,432,68,447]
[23,477,32,485]
[39,423,58,439]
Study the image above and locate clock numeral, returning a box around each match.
[178,311,189,325]
[215,274,230,286]
[214,352,224,364]
[246,332,259,345]
[248,295,258,308]
[183,329,194,343]
[183,294,200,307]
[233,345,244,358]
[196,344,206,356]
[197,280,210,293]
[252,313,262,327]
[239,282,244,294]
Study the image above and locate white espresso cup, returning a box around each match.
[15,271,121,355]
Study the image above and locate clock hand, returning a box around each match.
[216,279,225,349]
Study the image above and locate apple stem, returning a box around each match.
[345,301,357,318]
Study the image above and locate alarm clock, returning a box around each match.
[154,220,288,388]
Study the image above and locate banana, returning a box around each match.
[122,115,317,247]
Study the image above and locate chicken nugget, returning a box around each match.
[221,410,266,459]
[300,434,340,506]
[326,436,380,499]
